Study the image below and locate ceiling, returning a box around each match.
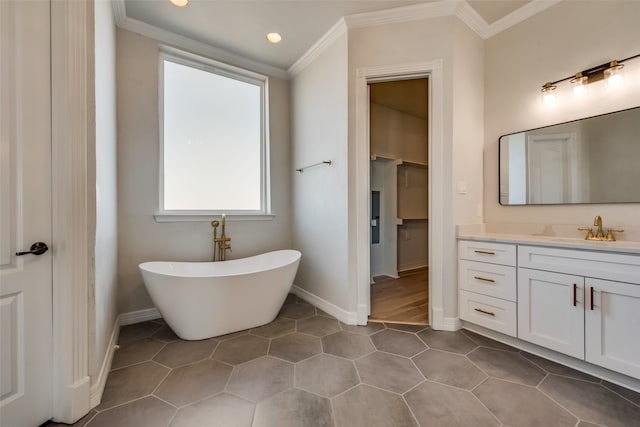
[122,0,534,72]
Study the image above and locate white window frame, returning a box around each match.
[155,46,272,222]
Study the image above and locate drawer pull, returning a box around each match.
[474,308,496,316]
[573,283,577,307]
[474,276,496,283]
[474,250,495,255]
[590,286,595,311]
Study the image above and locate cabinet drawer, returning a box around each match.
[459,260,516,301]
[459,290,517,337]
[458,240,516,266]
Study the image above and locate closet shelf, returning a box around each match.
[396,217,428,225]
[370,153,427,168]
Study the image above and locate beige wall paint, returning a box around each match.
[485,0,640,234]
[347,16,484,317]
[291,33,349,309]
[116,28,292,314]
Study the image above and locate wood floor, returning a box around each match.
[369,267,428,325]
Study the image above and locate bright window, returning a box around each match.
[159,49,269,215]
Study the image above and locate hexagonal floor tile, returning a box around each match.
[253,388,333,427]
[520,351,600,382]
[384,323,426,333]
[278,302,316,319]
[250,318,296,338]
[355,351,423,394]
[89,396,176,427]
[170,393,255,427]
[460,329,518,352]
[154,359,232,407]
[474,377,577,427]
[539,374,640,427]
[97,361,169,411]
[297,316,341,337]
[111,338,165,370]
[269,333,322,362]
[370,329,426,357]
[417,329,478,354]
[118,321,163,345]
[406,381,499,427]
[295,354,359,398]
[212,334,268,365]
[226,356,294,402]
[467,347,545,386]
[332,384,417,427]
[153,339,217,368]
[322,331,375,360]
[152,324,180,343]
[340,322,385,335]
[412,349,486,390]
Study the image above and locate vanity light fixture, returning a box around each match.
[540,53,640,104]
[266,32,282,44]
[170,0,189,7]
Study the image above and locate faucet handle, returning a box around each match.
[578,227,595,240]
[605,228,624,241]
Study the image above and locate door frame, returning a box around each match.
[354,60,445,329]
[51,0,92,422]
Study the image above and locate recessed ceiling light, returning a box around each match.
[170,0,189,8]
[266,32,282,44]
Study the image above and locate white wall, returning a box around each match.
[347,16,484,318]
[116,29,292,314]
[89,0,119,383]
[291,32,349,309]
[484,0,640,232]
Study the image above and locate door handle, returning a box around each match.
[16,242,49,256]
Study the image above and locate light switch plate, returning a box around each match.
[456,180,467,194]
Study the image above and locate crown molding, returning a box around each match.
[344,1,458,29]
[484,0,563,38]
[110,0,289,80]
[454,1,490,39]
[288,18,347,77]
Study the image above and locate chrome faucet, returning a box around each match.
[578,215,624,241]
[211,215,232,261]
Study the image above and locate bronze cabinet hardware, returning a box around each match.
[474,276,496,283]
[474,308,496,316]
[573,283,577,306]
[474,250,495,255]
[16,242,48,256]
[590,286,595,310]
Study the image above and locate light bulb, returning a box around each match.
[266,32,282,44]
[170,0,189,7]
[605,60,624,89]
[541,82,557,106]
[571,72,587,98]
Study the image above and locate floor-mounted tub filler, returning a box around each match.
[139,250,302,340]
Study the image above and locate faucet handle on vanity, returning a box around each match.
[605,228,624,241]
[578,227,595,240]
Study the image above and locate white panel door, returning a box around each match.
[0,1,53,426]
[586,278,640,379]
[518,268,585,359]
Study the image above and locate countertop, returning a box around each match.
[457,231,640,255]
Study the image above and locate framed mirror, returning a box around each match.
[499,106,640,205]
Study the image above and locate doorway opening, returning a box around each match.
[368,78,429,325]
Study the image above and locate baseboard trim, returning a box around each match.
[462,321,640,393]
[291,285,358,325]
[119,307,161,326]
[89,316,120,408]
[442,316,463,331]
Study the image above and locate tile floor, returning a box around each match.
[47,295,640,427]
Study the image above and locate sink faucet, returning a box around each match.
[578,215,624,241]
[594,215,604,239]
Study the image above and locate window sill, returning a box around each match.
[153,212,275,223]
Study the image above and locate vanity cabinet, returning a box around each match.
[458,240,517,337]
[517,245,640,379]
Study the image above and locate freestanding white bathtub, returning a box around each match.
[139,250,301,340]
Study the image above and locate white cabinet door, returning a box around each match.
[586,278,640,379]
[518,268,585,359]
